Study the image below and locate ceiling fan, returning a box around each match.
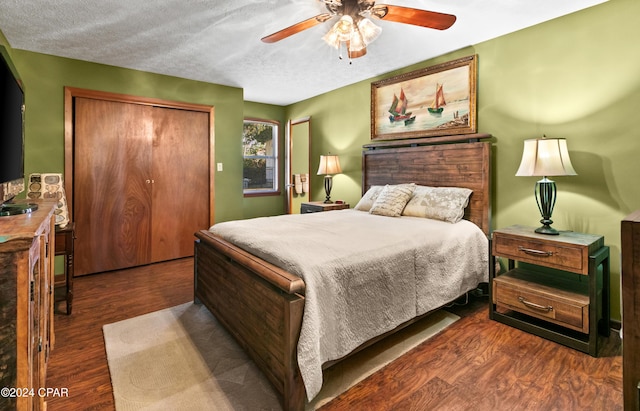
[261,0,456,60]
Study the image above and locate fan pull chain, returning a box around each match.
[336,42,354,64]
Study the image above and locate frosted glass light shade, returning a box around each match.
[322,29,340,48]
[349,29,366,52]
[322,15,381,60]
[358,18,382,44]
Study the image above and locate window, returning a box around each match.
[243,118,279,195]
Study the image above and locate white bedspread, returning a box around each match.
[209,209,488,401]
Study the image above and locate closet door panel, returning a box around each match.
[74,98,153,275]
[150,107,209,262]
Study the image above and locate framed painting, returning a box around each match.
[371,55,477,141]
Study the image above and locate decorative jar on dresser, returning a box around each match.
[0,200,56,411]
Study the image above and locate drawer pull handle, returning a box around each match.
[518,246,553,257]
[518,296,553,312]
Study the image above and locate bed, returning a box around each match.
[194,140,491,411]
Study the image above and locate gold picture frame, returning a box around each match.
[371,55,477,141]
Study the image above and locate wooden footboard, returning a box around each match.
[194,230,306,411]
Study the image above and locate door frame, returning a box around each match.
[63,87,215,225]
[285,117,311,214]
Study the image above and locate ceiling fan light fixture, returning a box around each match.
[322,28,341,48]
[347,41,367,58]
[261,1,458,61]
[322,14,378,61]
[323,15,355,48]
[357,18,381,44]
[349,28,366,52]
[370,5,388,19]
[335,15,354,38]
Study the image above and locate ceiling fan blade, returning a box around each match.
[372,5,456,30]
[261,13,333,43]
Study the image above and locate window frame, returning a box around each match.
[242,117,280,197]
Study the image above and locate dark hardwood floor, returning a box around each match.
[46,259,623,411]
[47,258,194,411]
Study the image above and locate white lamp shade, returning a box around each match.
[515,138,577,177]
[317,155,342,175]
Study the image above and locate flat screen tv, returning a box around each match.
[0,48,36,216]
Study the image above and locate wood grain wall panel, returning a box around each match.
[151,107,209,263]
[72,93,211,276]
[74,98,153,275]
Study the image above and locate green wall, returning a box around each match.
[2,45,248,224]
[286,0,639,321]
[2,0,637,320]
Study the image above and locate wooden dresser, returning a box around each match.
[0,201,56,411]
[622,210,640,410]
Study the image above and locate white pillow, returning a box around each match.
[402,185,472,223]
[354,185,384,211]
[369,183,416,217]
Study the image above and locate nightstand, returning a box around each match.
[489,225,610,356]
[300,201,350,213]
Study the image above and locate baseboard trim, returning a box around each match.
[610,319,621,331]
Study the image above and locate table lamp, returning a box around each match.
[317,154,342,203]
[515,137,577,235]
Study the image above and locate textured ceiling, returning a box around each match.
[0,0,606,105]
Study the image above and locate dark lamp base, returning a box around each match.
[323,175,334,204]
[534,177,560,235]
[535,225,560,235]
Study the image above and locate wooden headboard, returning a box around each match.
[362,141,492,235]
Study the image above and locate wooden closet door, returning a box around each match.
[74,98,153,275]
[150,107,209,262]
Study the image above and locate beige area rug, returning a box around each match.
[103,302,459,410]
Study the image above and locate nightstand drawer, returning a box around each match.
[493,235,584,273]
[301,203,323,213]
[493,269,589,333]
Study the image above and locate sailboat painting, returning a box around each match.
[428,83,446,115]
[371,55,477,141]
[388,89,416,125]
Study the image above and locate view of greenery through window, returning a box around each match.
[243,119,278,194]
